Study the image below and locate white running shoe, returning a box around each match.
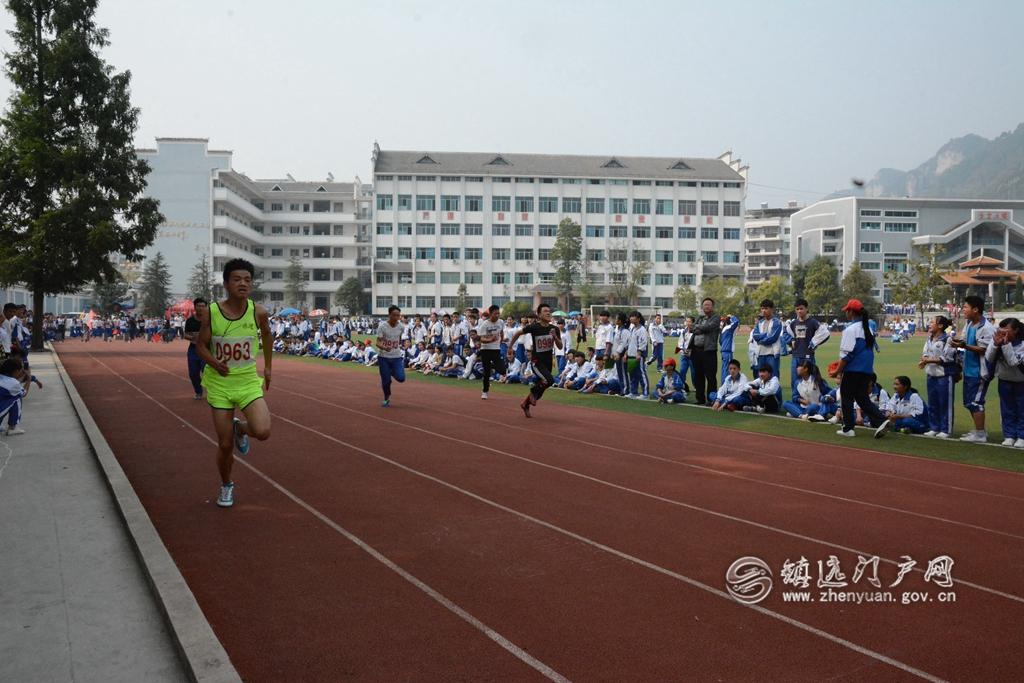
[217,482,235,507]
[5,427,25,435]
[807,414,825,423]
[1015,439,1024,449]
[836,429,856,437]
[828,415,839,424]
[1002,438,1016,447]
[873,419,891,439]
[923,430,937,437]
[935,432,949,439]
[961,431,988,443]
[481,392,488,400]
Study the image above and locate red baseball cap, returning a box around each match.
[842,299,864,313]
[664,358,676,367]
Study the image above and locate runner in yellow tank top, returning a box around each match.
[196,259,273,508]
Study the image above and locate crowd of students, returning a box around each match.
[0,303,43,437]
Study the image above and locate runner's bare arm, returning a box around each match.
[256,304,272,390]
[195,310,229,375]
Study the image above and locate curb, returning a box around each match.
[49,345,242,683]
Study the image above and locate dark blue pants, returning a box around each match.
[379,356,406,399]
[650,343,663,370]
[720,351,732,383]
[926,375,954,434]
[186,347,205,395]
[998,379,1024,440]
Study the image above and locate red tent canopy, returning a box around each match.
[165,299,195,318]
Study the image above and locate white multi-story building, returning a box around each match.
[138,138,373,311]
[789,197,1024,303]
[370,145,747,315]
[744,201,801,286]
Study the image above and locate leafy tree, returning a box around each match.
[673,284,697,314]
[607,241,650,305]
[334,276,367,315]
[186,254,215,302]
[455,282,469,312]
[994,281,1008,309]
[88,274,129,315]
[790,261,809,299]
[0,0,162,348]
[701,277,747,318]
[549,218,583,311]
[840,261,878,311]
[284,254,306,308]
[577,278,597,310]
[139,252,172,316]
[501,300,532,320]
[751,276,795,315]
[803,256,842,317]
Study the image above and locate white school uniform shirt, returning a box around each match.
[985,339,1024,382]
[719,372,749,402]
[794,377,823,406]
[412,324,426,344]
[648,321,666,345]
[629,323,648,357]
[921,334,957,378]
[578,360,596,377]
[596,321,614,351]
[429,320,443,338]
[560,363,579,382]
[597,367,617,383]
[747,375,781,396]
[561,329,572,352]
[612,326,629,355]
[503,324,517,344]
[885,391,925,418]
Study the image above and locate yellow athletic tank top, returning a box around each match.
[206,299,259,379]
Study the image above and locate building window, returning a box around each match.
[860,221,881,230]
[377,195,393,210]
[515,197,534,212]
[655,250,673,262]
[608,249,627,261]
[884,210,918,218]
[587,197,605,213]
[861,261,881,271]
[701,182,720,188]
[270,271,283,280]
[884,254,908,273]
[492,196,511,212]
[397,194,411,210]
[415,296,435,309]
[492,248,510,260]
[465,196,482,211]
[678,250,696,262]
[271,248,283,256]
[723,251,740,263]
[539,224,557,237]
[587,249,604,261]
[376,296,392,309]
[860,242,881,253]
[492,177,511,183]
[609,226,627,238]
[441,223,460,235]
[678,200,696,216]
[609,198,628,214]
[465,224,482,235]
[702,251,719,263]
[515,248,534,260]
[677,274,695,286]
[823,244,837,253]
[398,247,412,259]
[440,195,460,211]
[538,248,552,260]
[515,224,533,236]
[633,226,650,238]
[440,247,460,259]
[655,180,673,187]
[376,223,393,235]
[415,247,435,259]
[398,272,413,284]
[701,227,718,239]
[492,272,509,284]
[440,272,460,284]
[655,274,674,285]
[464,272,482,283]
[655,199,673,215]
[465,248,483,260]
[655,226,673,239]
[723,201,741,217]
[633,199,651,214]
[492,224,510,236]
[515,272,534,285]
[270,203,283,211]
[586,225,605,238]
[633,250,651,263]
[416,223,435,235]
[678,226,696,239]
[860,209,882,217]
[884,222,917,233]
[701,201,719,216]
[416,271,435,284]
[416,196,435,211]
[375,247,392,259]
[561,178,582,184]
[724,228,740,240]
[397,222,412,235]
[539,197,558,212]
[632,180,652,186]
[562,197,582,213]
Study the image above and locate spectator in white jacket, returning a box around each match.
[742,365,782,414]
[710,359,749,412]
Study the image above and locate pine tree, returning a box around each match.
[186,254,214,302]
[284,254,307,308]
[550,218,583,311]
[455,282,469,312]
[334,277,367,315]
[0,0,162,348]
[139,252,172,316]
[89,275,129,314]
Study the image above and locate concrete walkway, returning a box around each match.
[0,349,186,682]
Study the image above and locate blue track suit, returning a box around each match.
[655,370,686,403]
[0,375,25,429]
[985,336,1024,441]
[784,316,829,401]
[752,315,783,402]
[922,332,957,435]
[719,316,739,383]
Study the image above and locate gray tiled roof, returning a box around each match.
[250,180,355,194]
[375,150,743,181]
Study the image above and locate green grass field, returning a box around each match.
[284,333,1024,473]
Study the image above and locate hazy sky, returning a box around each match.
[1,0,1022,205]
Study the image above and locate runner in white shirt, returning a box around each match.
[475,305,506,399]
[375,305,406,407]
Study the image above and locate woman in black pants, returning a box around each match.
[829,299,890,439]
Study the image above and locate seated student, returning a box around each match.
[808,372,843,422]
[438,348,464,377]
[421,346,444,375]
[460,348,479,379]
[856,373,890,427]
[742,365,782,414]
[502,356,524,383]
[0,357,28,435]
[654,358,687,404]
[338,340,356,362]
[985,317,1024,448]
[782,360,829,419]
[363,340,379,366]
[710,359,749,412]
[403,340,419,366]
[506,357,536,384]
[882,375,927,433]
[410,342,431,369]
[555,350,580,388]
[272,337,285,353]
[580,362,621,395]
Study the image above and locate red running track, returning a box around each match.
[56,342,1024,682]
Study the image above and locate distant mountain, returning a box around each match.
[828,124,1024,200]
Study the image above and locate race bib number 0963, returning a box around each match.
[212,336,255,368]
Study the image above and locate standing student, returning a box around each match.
[751,299,783,403]
[627,311,649,399]
[476,305,505,400]
[985,318,1024,448]
[610,313,630,394]
[919,315,956,438]
[784,299,830,401]
[719,314,739,383]
[828,299,889,439]
[690,298,721,406]
[506,304,562,417]
[594,310,613,361]
[674,316,694,391]
[376,305,406,406]
[183,298,208,400]
[555,319,570,377]
[196,259,273,508]
[951,295,995,443]
[647,314,668,370]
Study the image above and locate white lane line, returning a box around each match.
[0,439,14,481]
[86,354,570,683]
[129,353,1024,606]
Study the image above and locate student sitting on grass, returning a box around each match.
[653,358,687,404]
[0,357,28,435]
[363,341,378,366]
[580,363,621,395]
[782,360,829,419]
[710,359,748,412]
[742,364,782,414]
[555,351,581,388]
[438,347,464,377]
[882,376,927,434]
[984,317,1024,448]
[808,372,842,423]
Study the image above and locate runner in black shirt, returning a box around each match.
[184,298,208,399]
[506,303,562,417]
